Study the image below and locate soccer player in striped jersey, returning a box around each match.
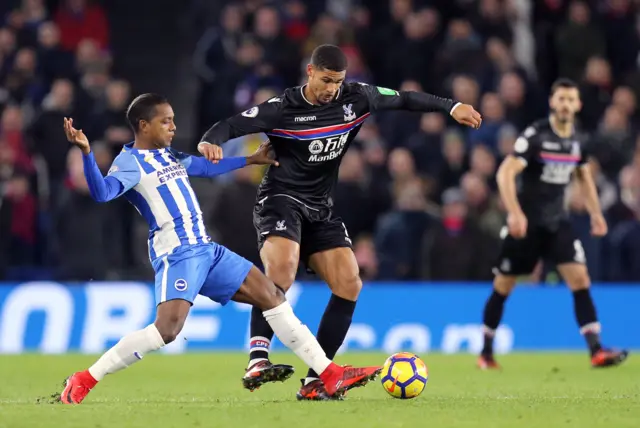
[58,93,381,405]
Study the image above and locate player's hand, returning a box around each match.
[590,213,608,237]
[451,103,482,129]
[198,142,223,164]
[247,140,279,166]
[63,117,90,155]
[507,211,528,239]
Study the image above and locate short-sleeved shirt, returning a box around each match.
[512,118,590,229]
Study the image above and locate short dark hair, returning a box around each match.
[126,93,168,132]
[310,44,348,72]
[551,78,578,95]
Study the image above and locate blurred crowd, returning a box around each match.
[192,0,640,283]
[2,0,640,284]
[0,0,136,279]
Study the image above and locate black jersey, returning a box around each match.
[512,118,590,229]
[201,82,456,206]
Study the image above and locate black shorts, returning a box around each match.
[494,220,586,276]
[253,194,353,265]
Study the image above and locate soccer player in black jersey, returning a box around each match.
[198,44,482,400]
[478,78,628,370]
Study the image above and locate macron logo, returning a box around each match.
[295,116,316,122]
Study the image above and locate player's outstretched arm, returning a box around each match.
[64,118,140,203]
[178,141,279,178]
[64,117,123,203]
[198,98,282,162]
[358,83,482,129]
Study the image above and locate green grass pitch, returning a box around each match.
[1,353,639,428]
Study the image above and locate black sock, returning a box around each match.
[307,294,356,379]
[481,290,508,356]
[248,305,275,363]
[572,289,601,355]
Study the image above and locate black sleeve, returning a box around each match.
[512,125,541,165]
[578,136,591,166]
[200,97,282,145]
[355,82,457,114]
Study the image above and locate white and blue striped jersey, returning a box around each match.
[106,143,210,261]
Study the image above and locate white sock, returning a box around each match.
[263,301,332,376]
[88,324,165,381]
[304,377,319,386]
[248,358,268,369]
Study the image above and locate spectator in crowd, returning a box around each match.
[496,123,518,161]
[437,18,484,83]
[470,92,507,151]
[600,0,639,80]
[89,78,132,153]
[5,46,45,106]
[29,78,75,206]
[498,71,534,130]
[471,0,513,46]
[193,3,245,136]
[53,145,117,280]
[354,234,379,281]
[591,104,635,180]
[36,21,74,87]
[421,187,498,281]
[611,86,638,132]
[555,1,606,82]
[437,130,468,199]
[0,169,37,270]
[405,112,446,178]
[607,165,640,232]
[6,0,49,48]
[334,149,375,241]
[579,56,613,131]
[55,0,109,52]
[460,171,504,237]
[376,177,433,280]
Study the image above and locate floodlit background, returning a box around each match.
[0,0,639,354]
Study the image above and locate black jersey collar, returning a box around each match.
[300,85,342,106]
[548,116,575,138]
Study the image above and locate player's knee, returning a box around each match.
[494,275,517,295]
[154,315,184,344]
[331,270,362,301]
[264,258,297,290]
[567,274,590,291]
[256,279,287,310]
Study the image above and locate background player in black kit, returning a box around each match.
[198,44,482,400]
[478,79,628,370]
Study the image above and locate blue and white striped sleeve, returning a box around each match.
[82,151,140,203]
[171,149,247,178]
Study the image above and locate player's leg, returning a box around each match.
[293,217,360,399]
[243,197,303,385]
[248,237,299,364]
[479,227,540,369]
[60,246,211,404]
[553,229,628,367]
[479,273,518,368]
[200,244,381,398]
[305,247,359,378]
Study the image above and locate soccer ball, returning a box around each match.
[381,352,428,399]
